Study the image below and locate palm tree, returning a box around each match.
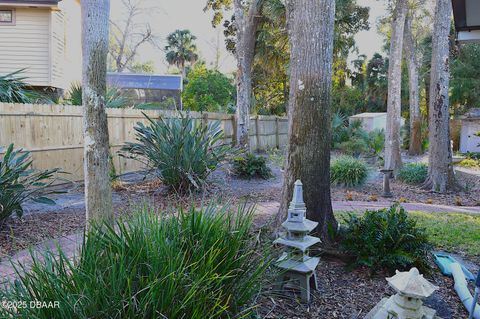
[165,30,199,79]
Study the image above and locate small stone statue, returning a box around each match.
[274,180,320,303]
[365,267,440,319]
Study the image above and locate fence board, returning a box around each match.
[0,103,288,181]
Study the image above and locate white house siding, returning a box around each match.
[0,8,51,86]
[50,9,65,89]
[59,0,82,90]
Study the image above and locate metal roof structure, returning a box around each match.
[0,0,60,6]
[107,73,183,91]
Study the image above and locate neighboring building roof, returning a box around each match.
[0,0,60,6]
[107,73,183,91]
[349,112,387,118]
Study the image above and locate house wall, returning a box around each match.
[50,9,65,89]
[0,1,81,90]
[460,120,480,153]
[0,8,51,86]
[59,0,82,90]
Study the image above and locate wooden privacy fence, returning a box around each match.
[0,103,288,181]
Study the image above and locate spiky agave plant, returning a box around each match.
[0,144,61,224]
[0,70,48,104]
[66,82,128,108]
[121,113,231,192]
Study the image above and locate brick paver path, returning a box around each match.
[2,200,479,283]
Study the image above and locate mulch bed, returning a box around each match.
[1,165,479,259]
[0,171,476,318]
[257,258,469,319]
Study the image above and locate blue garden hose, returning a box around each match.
[469,271,480,319]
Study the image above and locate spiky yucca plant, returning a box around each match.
[0,144,60,224]
[121,113,231,192]
[0,70,49,104]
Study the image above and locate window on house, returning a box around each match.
[0,9,14,24]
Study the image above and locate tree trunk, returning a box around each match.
[276,0,337,243]
[423,0,456,192]
[81,0,113,224]
[234,0,261,149]
[385,0,407,173]
[403,13,422,155]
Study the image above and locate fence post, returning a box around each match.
[255,115,261,152]
[202,112,209,127]
[231,114,237,146]
[276,117,280,149]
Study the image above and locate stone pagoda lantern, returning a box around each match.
[365,267,440,319]
[273,180,320,303]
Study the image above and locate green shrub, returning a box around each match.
[0,70,50,104]
[0,144,60,224]
[233,153,272,179]
[341,204,432,271]
[330,156,368,187]
[0,204,271,318]
[397,163,428,184]
[183,64,235,112]
[458,158,480,169]
[367,129,385,159]
[121,113,231,192]
[464,151,480,160]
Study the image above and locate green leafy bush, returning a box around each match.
[458,158,480,169]
[341,204,432,271]
[0,204,271,318]
[330,156,368,187]
[183,64,235,112]
[0,144,60,224]
[233,153,272,179]
[397,163,428,184]
[121,113,231,192]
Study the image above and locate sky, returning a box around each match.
[110,0,387,74]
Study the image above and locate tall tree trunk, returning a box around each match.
[234,0,261,149]
[276,0,336,243]
[385,0,407,173]
[404,13,422,155]
[423,0,456,192]
[81,0,113,224]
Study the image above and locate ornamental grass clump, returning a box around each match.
[0,144,60,225]
[397,163,428,184]
[0,204,272,319]
[330,155,368,187]
[341,204,432,272]
[121,113,231,192]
